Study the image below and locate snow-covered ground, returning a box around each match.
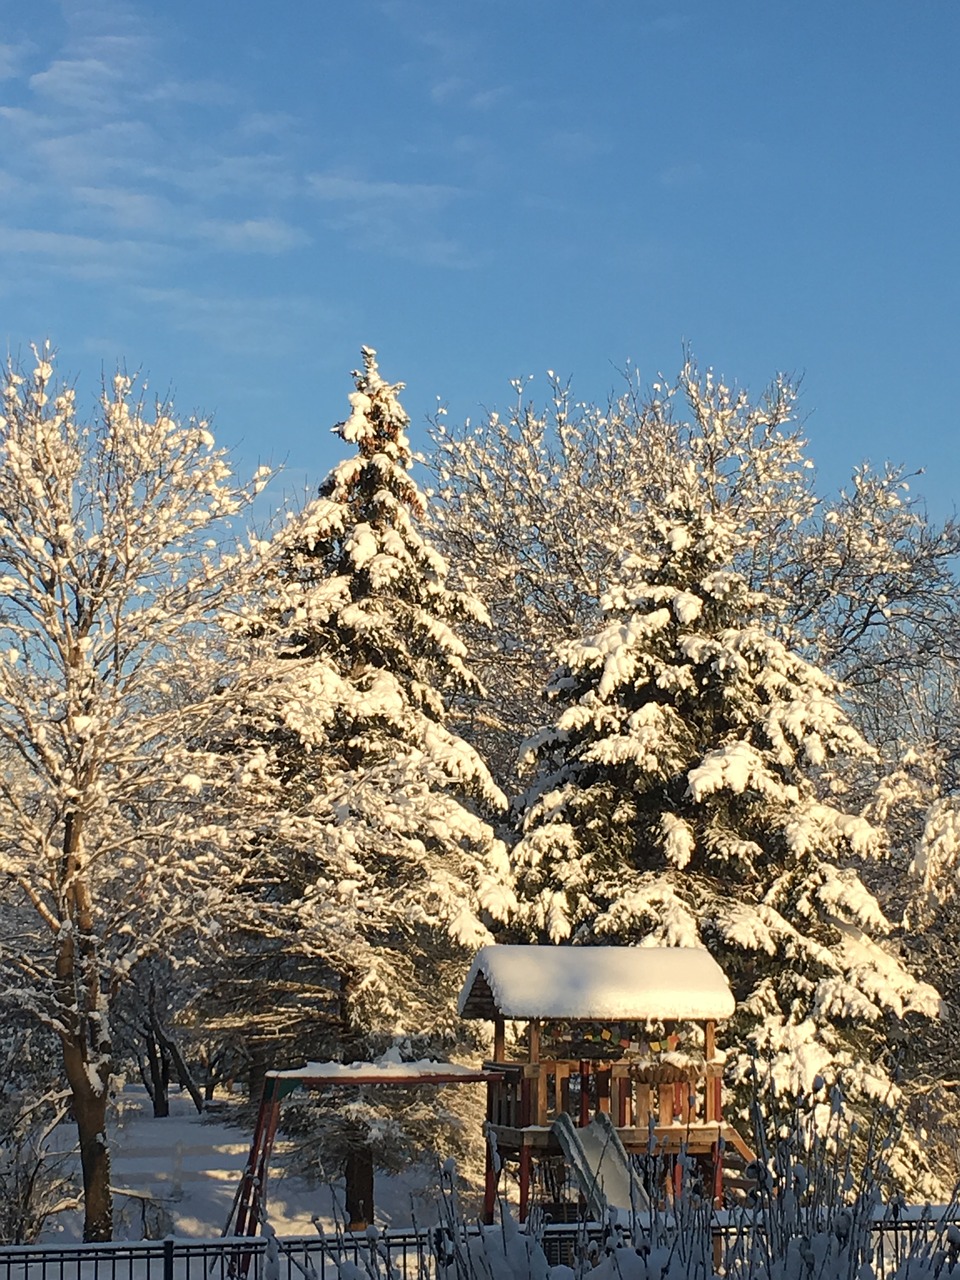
[30,1086,960,1280]
[43,1085,454,1242]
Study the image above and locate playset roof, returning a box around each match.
[457,944,735,1022]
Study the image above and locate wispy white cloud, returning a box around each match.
[429,77,464,105]
[30,56,127,112]
[71,185,309,253]
[308,173,458,207]
[427,76,510,112]
[643,12,693,35]
[468,85,511,111]
[197,217,311,254]
[73,184,174,231]
[0,41,31,80]
[139,78,237,107]
[0,0,312,293]
[0,0,494,365]
[659,161,705,188]
[134,286,339,357]
[306,171,470,266]
[149,152,300,201]
[31,120,158,185]
[236,111,299,140]
[0,105,58,137]
[547,129,614,163]
[0,225,171,280]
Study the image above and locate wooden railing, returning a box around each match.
[484,1059,725,1131]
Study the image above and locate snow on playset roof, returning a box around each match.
[458,945,735,1023]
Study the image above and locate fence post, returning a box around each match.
[163,1236,175,1280]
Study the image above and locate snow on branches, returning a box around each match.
[0,345,272,1239]
[220,348,513,1054]
[508,367,940,1177]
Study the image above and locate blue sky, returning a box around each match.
[1,1,957,518]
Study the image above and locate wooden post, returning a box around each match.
[236,1082,284,1239]
[579,1061,591,1127]
[483,1135,497,1224]
[711,1140,724,1207]
[534,1065,548,1125]
[597,1067,611,1115]
[528,1019,540,1063]
[345,1147,374,1230]
[635,1081,652,1128]
[611,1065,629,1127]
[520,1073,532,1127]
[556,1062,571,1117]
[493,1015,506,1062]
[659,1083,674,1126]
[519,1142,532,1221]
[705,1066,718,1123]
[705,1020,716,1062]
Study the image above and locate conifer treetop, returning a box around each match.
[265,347,493,717]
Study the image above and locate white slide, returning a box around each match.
[551,1111,651,1221]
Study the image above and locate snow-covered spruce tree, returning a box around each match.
[0,347,271,1240]
[428,367,960,792]
[221,349,511,1189]
[511,372,941,1193]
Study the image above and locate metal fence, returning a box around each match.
[0,1229,475,1280]
[2,1214,960,1280]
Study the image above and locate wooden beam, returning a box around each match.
[705,1020,716,1062]
[494,1015,505,1061]
[528,1019,540,1063]
[292,1069,495,1087]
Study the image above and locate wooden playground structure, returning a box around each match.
[232,944,753,1235]
[231,1059,497,1234]
[457,945,754,1222]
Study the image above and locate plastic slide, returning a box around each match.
[551,1111,651,1221]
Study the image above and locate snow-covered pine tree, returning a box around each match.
[512,369,941,1192]
[222,349,512,1189]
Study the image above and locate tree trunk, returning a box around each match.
[143,1032,170,1118]
[247,1038,270,1107]
[56,812,114,1241]
[62,1033,112,1241]
[153,1019,204,1115]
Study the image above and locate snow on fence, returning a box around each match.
[3,1215,960,1280]
[0,1230,447,1280]
[0,1228,500,1280]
